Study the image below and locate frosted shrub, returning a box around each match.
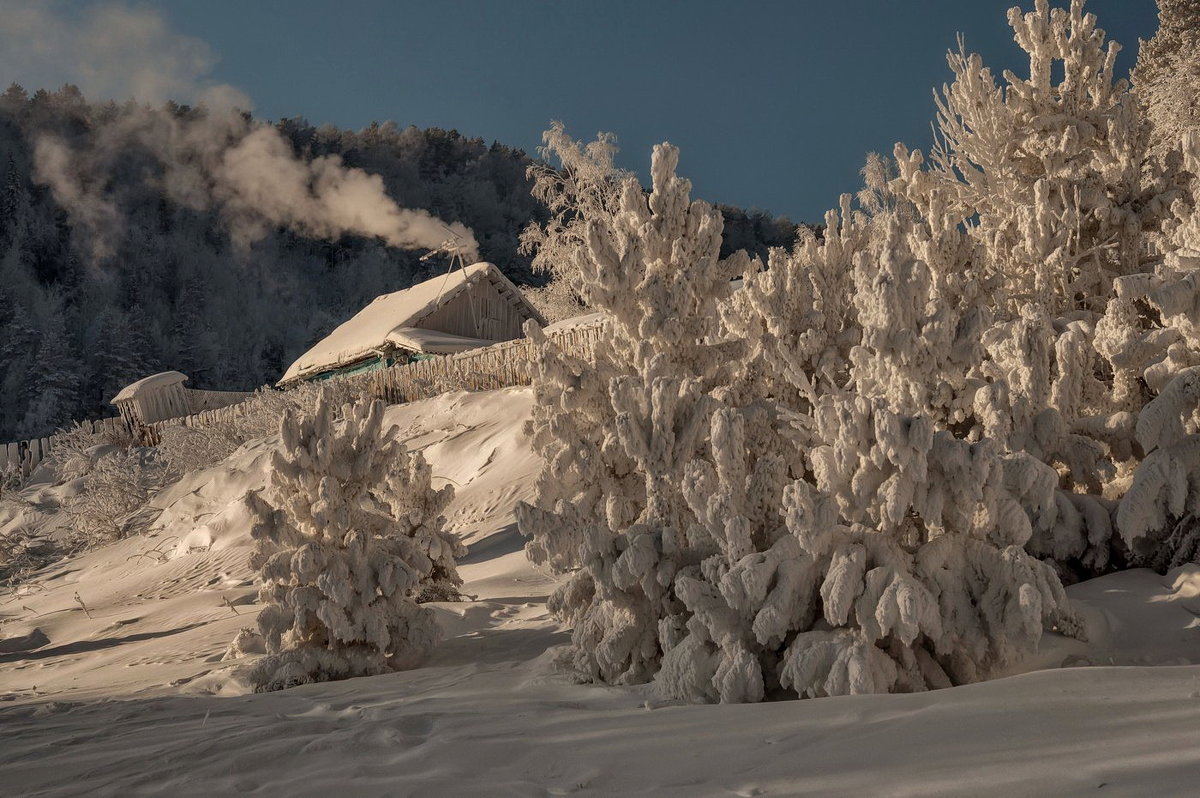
[44,420,138,483]
[0,460,25,498]
[155,424,245,478]
[155,380,359,476]
[63,446,173,547]
[244,395,463,692]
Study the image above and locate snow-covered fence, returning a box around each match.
[185,388,258,415]
[5,321,604,461]
[0,416,135,483]
[0,438,48,482]
[140,397,260,446]
[358,321,603,405]
[112,371,255,427]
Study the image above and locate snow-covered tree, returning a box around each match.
[1105,135,1200,568]
[244,395,464,692]
[871,0,1191,577]
[719,191,862,405]
[518,1,1200,702]
[1133,0,1200,159]
[518,139,753,685]
[518,122,634,322]
[659,179,1078,700]
[929,0,1163,314]
[519,123,1084,702]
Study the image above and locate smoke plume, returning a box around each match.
[0,0,249,110]
[11,1,478,261]
[216,127,477,256]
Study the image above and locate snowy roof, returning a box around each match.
[279,262,543,384]
[111,371,188,404]
[543,311,608,335]
[385,327,497,354]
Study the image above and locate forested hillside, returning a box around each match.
[0,85,797,441]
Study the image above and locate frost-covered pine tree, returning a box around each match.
[897,0,1184,576]
[518,0,1200,704]
[518,122,634,322]
[519,138,752,686]
[242,396,464,692]
[1067,2,1200,571]
[719,190,862,404]
[660,180,1077,701]
[522,134,1077,703]
[930,0,1162,313]
[1133,0,1200,159]
[1108,134,1200,568]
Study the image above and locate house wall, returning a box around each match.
[418,279,528,342]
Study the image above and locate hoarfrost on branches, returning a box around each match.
[517,120,1078,702]
[241,395,464,692]
[519,138,750,686]
[1133,0,1200,159]
[516,0,1200,704]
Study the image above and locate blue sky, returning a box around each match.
[25,1,1164,223]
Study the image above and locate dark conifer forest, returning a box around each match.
[0,85,797,440]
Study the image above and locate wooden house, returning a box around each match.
[278,261,545,385]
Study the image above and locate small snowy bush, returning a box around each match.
[43,420,138,484]
[62,446,173,547]
[244,395,464,692]
[0,460,25,498]
[155,380,358,477]
[0,523,58,588]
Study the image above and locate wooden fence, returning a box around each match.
[186,388,257,414]
[0,416,135,482]
[139,400,259,446]
[361,323,603,405]
[1,320,605,481]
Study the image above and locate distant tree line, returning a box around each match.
[0,85,799,440]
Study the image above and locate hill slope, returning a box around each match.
[1,386,1199,796]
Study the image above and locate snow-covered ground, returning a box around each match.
[2,387,1199,796]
